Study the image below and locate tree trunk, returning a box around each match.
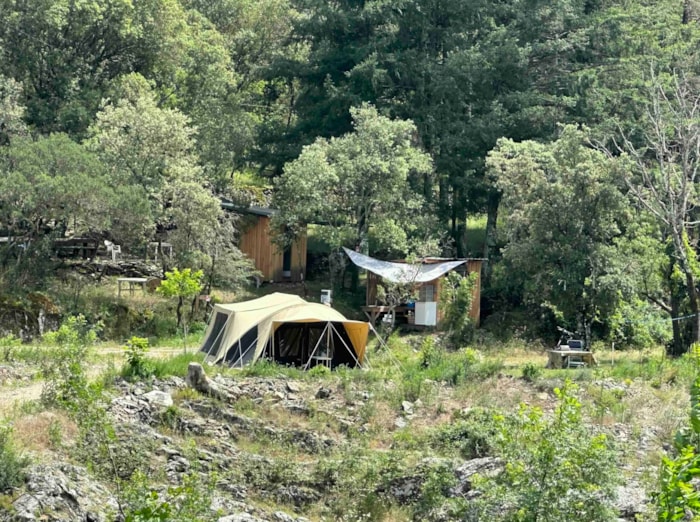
[176,296,183,329]
[668,292,684,357]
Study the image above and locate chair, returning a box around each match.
[111,244,121,262]
[567,354,586,369]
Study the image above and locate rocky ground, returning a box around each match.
[0,351,679,522]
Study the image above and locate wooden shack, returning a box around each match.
[344,248,483,328]
[224,203,307,283]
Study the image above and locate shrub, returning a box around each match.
[41,315,100,409]
[522,362,542,382]
[468,381,620,521]
[440,272,478,348]
[658,376,700,520]
[308,364,331,377]
[0,423,29,492]
[428,408,503,459]
[0,334,22,362]
[122,337,154,381]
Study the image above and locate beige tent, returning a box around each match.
[200,292,368,369]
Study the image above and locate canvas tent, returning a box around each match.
[200,293,368,369]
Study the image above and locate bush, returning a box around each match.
[440,272,478,348]
[468,381,620,521]
[658,376,700,520]
[41,315,100,409]
[522,362,542,382]
[429,407,502,459]
[0,423,29,492]
[0,334,22,362]
[122,337,154,381]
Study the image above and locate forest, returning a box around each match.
[3,1,700,521]
[2,0,700,353]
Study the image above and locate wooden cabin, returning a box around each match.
[344,248,483,328]
[224,203,307,283]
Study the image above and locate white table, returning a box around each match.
[117,277,148,297]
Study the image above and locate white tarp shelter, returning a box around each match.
[342,247,467,283]
[200,293,368,369]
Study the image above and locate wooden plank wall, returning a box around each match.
[467,259,482,325]
[239,216,307,282]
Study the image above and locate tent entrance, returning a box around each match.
[201,312,230,358]
[266,321,359,369]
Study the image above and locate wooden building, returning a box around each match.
[344,248,483,328]
[223,203,307,283]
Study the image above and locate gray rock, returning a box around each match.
[12,464,118,521]
[218,515,266,522]
[315,387,331,399]
[451,457,503,497]
[401,401,414,415]
[143,389,173,408]
[614,483,649,520]
[286,381,301,393]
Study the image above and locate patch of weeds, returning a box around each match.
[522,362,542,382]
[150,352,205,379]
[0,423,30,492]
[48,419,63,450]
[427,407,502,459]
[158,405,183,432]
[466,381,620,522]
[172,388,201,403]
[120,468,218,522]
[121,337,155,381]
[0,335,22,362]
[308,364,331,378]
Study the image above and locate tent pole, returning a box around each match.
[232,336,258,368]
[304,323,329,371]
[329,322,363,369]
[368,322,403,372]
[204,312,233,361]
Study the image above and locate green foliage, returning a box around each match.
[0,334,22,362]
[149,352,206,380]
[440,272,478,348]
[469,381,620,521]
[40,315,100,408]
[273,104,434,255]
[308,364,331,378]
[158,268,204,330]
[0,423,29,492]
[658,375,700,520]
[122,469,217,522]
[122,337,155,381]
[522,362,542,383]
[490,126,629,339]
[428,408,502,459]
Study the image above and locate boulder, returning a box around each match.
[11,464,118,521]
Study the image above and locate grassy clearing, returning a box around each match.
[1,313,697,521]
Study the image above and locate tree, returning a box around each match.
[157,267,203,337]
[86,75,221,259]
[273,104,433,258]
[488,125,628,344]
[608,72,700,354]
[0,75,28,145]
[0,133,150,286]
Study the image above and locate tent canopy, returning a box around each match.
[343,247,467,283]
[200,292,368,369]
